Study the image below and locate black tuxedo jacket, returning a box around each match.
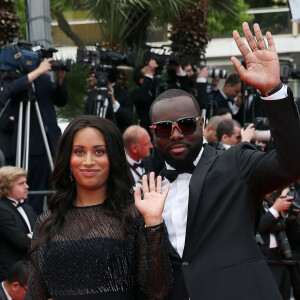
[0,285,8,300]
[214,90,232,112]
[164,91,300,300]
[131,76,155,133]
[128,155,155,186]
[0,198,37,281]
[257,201,281,258]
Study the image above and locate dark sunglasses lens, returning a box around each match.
[155,122,172,138]
[178,118,196,134]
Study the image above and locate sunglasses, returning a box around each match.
[150,116,201,139]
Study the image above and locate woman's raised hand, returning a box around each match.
[134,172,170,227]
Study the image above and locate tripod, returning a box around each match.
[15,85,54,171]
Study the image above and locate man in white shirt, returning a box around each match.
[0,166,37,281]
[123,125,153,184]
[0,261,29,300]
[148,22,300,300]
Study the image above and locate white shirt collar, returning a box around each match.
[6,197,24,207]
[1,282,12,300]
[220,89,228,100]
[125,153,141,166]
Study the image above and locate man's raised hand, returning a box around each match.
[231,22,280,94]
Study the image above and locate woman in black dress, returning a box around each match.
[25,115,171,300]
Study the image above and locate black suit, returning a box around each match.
[131,76,155,134]
[1,73,68,215]
[163,90,300,299]
[85,84,132,134]
[113,85,133,133]
[0,285,8,300]
[0,198,37,281]
[214,90,232,111]
[257,200,291,300]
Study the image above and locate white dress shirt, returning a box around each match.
[162,148,203,257]
[126,154,145,183]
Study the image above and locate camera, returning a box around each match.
[76,44,135,70]
[200,65,227,79]
[276,222,293,260]
[244,117,271,142]
[142,45,181,68]
[0,41,72,73]
[286,187,300,223]
[280,59,300,83]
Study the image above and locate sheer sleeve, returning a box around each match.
[25,214,51,300]
[135,216,173,299]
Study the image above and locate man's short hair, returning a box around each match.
[213,107,232,118]
[149,89,200,123]
[123,125,143,150]
[133,66,144,86]
[224,73,241,86]
[206,116,223,131]
[217,119,241,141]
[0,166,27,198]
[5,260,29,285]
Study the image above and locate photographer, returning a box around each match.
[1,58,68,215]
[84,69,133,134]
[282,182,300,300]
[258,191,294,300]
[131,58,159,134]
[214,73,243,118]
[181,58,209,111]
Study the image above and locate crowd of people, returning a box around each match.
[0,22,300,300]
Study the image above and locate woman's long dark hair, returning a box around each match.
[30,115,134,256]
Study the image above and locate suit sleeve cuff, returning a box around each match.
[260,84,288,100]
[113,101,120,112]
[269,207,280,218]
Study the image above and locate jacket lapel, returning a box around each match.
[2,198,31,233]
[184,145,218,256]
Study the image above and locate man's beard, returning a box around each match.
[161,135,203,172]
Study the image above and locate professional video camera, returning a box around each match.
[142,45,181,68]
[244,117,271,142]
[0,40,71,73]
[280,59,300,83]
[76,44,135,71]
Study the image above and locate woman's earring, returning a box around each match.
[70,167,74,182]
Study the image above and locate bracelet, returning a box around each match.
[260,82,283,97]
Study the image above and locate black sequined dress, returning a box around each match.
[25,203,172,300]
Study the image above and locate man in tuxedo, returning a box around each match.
[148,22,300,299]
[123,125,153,184]
[131,59,159,134]
[214,73,242,118]
[257,191,294,300]
[85,71,133,134]
[0,260,29,300]
[0,166,37,281]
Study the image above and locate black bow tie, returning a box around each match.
[16,201,25,208]
[9,199,24,208]
[132,162,145,170]
[161,165,195,183]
